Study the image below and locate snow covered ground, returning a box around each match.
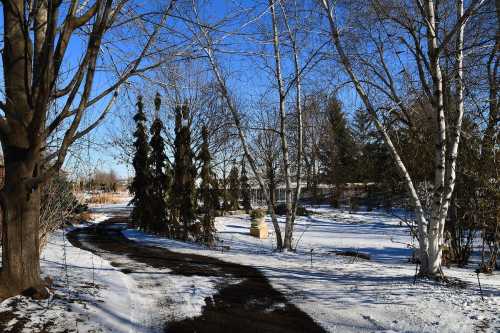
[0,202,222,332]
[124,206,500,333]
[0,226,140,332]
[0,203,498,332]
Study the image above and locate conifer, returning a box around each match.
[129,96,152,230]
[149,93,170,234]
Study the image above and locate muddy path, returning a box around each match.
[67,216,326,333]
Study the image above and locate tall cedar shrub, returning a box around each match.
[240,158,252,213]
[149,93,170,234]
[171,104,197,240]
[129,96,152,230]
[199,126,217,246]
[228,161,240,210]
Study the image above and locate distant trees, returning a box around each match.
[319,97,356,205]
[130,98,222,242]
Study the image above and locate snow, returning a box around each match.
[0,227,138,332]
[123,206,500,333]
[1,204,499,332]
[0,200,220,332]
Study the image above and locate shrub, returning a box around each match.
[250,208,265,220]
[39,176,83,250]
[295,205,310,216]
[349,197,360,213]
[274,204,309,216]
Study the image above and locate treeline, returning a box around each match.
[129,94,252,246]
[74,170,120,193]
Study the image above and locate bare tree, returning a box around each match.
[0,0,175,297]
[318,0,485,277]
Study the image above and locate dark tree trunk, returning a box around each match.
[0,157,45,298]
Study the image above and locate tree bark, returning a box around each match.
[0,154,45,298]
[0,0,172,298]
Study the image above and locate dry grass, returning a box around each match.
[86,193,123,205]
[75,211,93,222]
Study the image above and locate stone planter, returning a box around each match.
[250,217,268,239]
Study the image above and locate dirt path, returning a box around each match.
[67,216,326,333]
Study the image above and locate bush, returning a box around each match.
[250,208,265,220]
[274,204,309,216]
[349,197,360,213]
[295,205,310,216]
[39,176,83,250]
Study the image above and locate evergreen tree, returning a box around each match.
[149,93,170,234]
[198,126,217,246]
[228,161,240,210]
[240,158,252,213]
[129,96,152,230]
[320,97,356,205]
[171,104,197,240]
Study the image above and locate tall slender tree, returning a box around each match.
[199,126,217,246]
[149,93,170,234]
[171,104,197,240]
[130,96,152,231]
[240,158,252,213]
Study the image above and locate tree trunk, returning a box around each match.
[0,159,45,298]
[269,0,293,251]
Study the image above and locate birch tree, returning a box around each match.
[318,0,485,277]
[269,0,294,249]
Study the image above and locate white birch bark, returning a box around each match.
[319,0,477,276]
[438,0,466,265]
[318,0,430,269]
[422,0,448,276]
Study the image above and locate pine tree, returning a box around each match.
[228,161,240,210]
[129,96,152,231]
[171,104,197,240]
[240,158,252,213]
[198,126,217,246]
[149,93,170,234]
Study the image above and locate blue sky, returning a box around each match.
[0,0,366,180]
